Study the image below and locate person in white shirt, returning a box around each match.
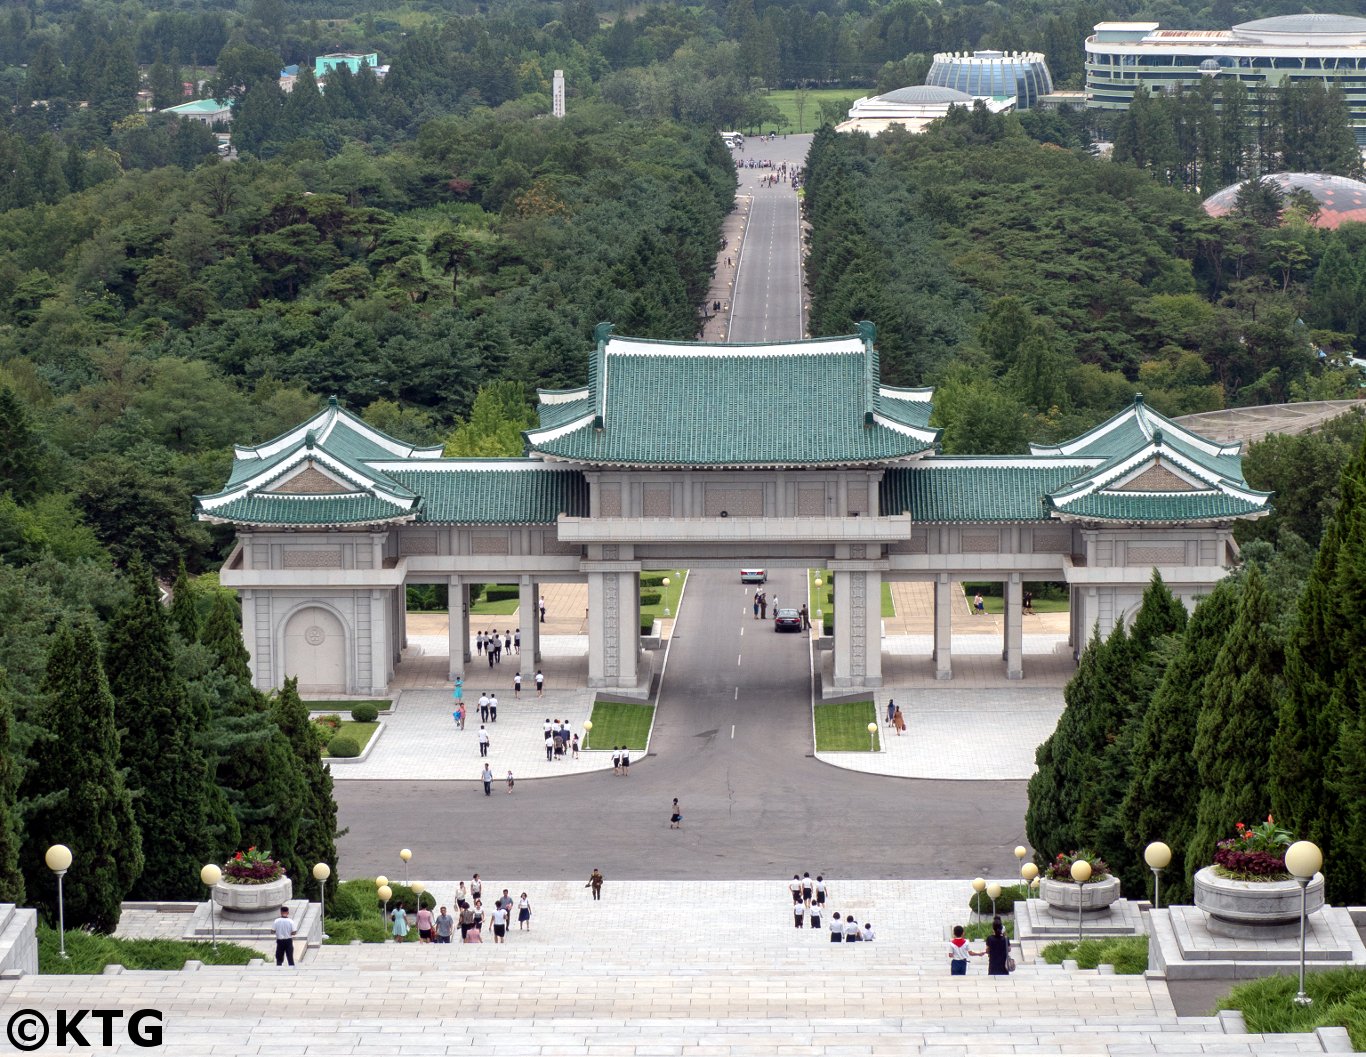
[491,905,508,942]
[612,746,621,775]
[815,876,827,906]
[478,694,490,721]
[793,901,805,928]
[861,923,875,942]
[272,906,299,966]
[477,726,490,757]
[788,875,802,904]
[545,734,554,761]
[514,673,522,699]
[829,912,843,943]
[488,694,498,722]
[536,670,545,696]
[539,595,546,622]
[844,918,861,942]
[809,902,822,930]
[544,718,553,736]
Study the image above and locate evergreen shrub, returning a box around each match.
[351,704,379,723]
[968,889,1020,913]
[482,587,519,603]
[328,736,361,758]
[640,574,666,587]
[639,592,662,606]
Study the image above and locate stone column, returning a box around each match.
[530,581,542,662]
[519,577,538,677]
[1004,573,1023,680]
[448,576,465,683]
[369,589,388,695]
[933,574,953,681]
[833,569,882,689]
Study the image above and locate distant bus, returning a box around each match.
[720,132,742,148]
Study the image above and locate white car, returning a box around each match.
[740,568,767,584]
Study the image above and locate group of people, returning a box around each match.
[544,718,581,761]
[389,876,534,945]
[610,745,631,774]
[752,588,776,619]
[476,629,518,665]
[947,918,1013,975]
[786,873,874,940]
[884,699,906,736]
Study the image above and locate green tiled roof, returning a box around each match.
[881,463,1098,521]
[386,467,589,524]
[1047,492,1266,522]
[529,334,938,467]
[202,493,417,527]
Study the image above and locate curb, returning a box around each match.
[323,721,386,765]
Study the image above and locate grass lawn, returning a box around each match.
[882,580,895,618]
[640,569,688,631]
[960,920,1015,940]
[961,583,1070,615]
[306,699,388,713]
[814,701,880,751]
[320,720,380,757]
[1041,935,1149,974]
[39,925,256,973]
[1219,966,1366,1047]
[470,595,520,616]
[585,700,654,751]
[751,89,865,133]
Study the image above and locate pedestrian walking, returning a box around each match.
[789,875,802,904]
[479,693,490,722]
[471,875,482,902]
[893,707,905,735]
[416,904,433,943]
[800,604,810,630]
[514,673,522,699]
[886,699,895,725]
[621,746,630,775]
[974,592,985,615]
[465,920,482,943]
[587,869,604,900]
[504,632,512,656]
[670,798,681,828]
[476,631,485,656]
[456,881,467,907]
[861,922,876,942]
[489,693,498,722]
[436,907,454,943]
[536,670,544,696]
[810,902,821,930]
[487,644,495,667]
[802,873,813,904]
[571,733,580,759]
[506,769,514,793]
[391,905,409,943]
[459,904,474,940]
[793,901,805,928]
[518,892,531,930]
[985,920,1012,975]
[491,904,507,942]
[844,917,861,942]
[514,628,520,653]
[829,912,843,943]
[815,876,827,906]
[477,725,490,757]
[272,906,298,966]
[539,595,546,622]
[612,746,621,775]
[759,591,768,619]
[545,733,554,760]
[753,593,759,619]
[949,925,976,975]
[482,764,493,795]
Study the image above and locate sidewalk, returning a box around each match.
[700,196,749,342]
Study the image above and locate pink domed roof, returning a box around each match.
[1202,172,1366,229]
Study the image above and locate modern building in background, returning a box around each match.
[1203,171,1366,228]
[925,50,1054,109]
[1085,14,1366,142]
[159,98,232,125]
[835,85,1013,137]
[314,52,381,80]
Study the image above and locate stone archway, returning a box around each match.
[283,606,347,694]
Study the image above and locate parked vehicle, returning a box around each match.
[740,568,767,584]
[773,607,802,632]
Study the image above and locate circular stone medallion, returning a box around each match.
[304,626,326,646]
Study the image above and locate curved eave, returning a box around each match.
[528,452,938,470]
[197,512,421,529]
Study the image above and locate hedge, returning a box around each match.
[640,592,662,606]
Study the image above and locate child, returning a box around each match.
[809,901,822,931]
[948,925,978,975]
[670,799,681,828]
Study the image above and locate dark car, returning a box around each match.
[774,608,802,632]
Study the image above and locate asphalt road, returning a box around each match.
[727,134,811,343]
[334,569,1030,881]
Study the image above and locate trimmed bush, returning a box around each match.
[639,592,662,606]
[482,586,520,603]
[329,880,371,921]
[967,888,1021,914]
[641,622,655,635]
[640,574,666,587]
[351,703,379,723]
[328,736,361,758]
[323,918,389,944]
[386,882,437,913]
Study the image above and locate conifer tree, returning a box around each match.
[1188,566,1282,887]
[19,620,142,932]
[104,558,213,899]
[170,559,200,643]
[0,671,24,904]
[0,384,40,502]
[273,677,337,891]
[1120,580,1237,905]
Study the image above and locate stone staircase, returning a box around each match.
[1,880,1354,1054]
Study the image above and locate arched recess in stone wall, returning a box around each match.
[282,606,347,694]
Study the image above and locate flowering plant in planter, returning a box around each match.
[1046,849,1111,883]
[1213,816,1294,881]
[221,847,284,885]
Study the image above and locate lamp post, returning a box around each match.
[583,720,592,750]
[1014,846,1027,892]
[971,877,986,924]
[662,577,671,618]
[412,881,425,934]
[1021,862,1038,900]
[1144,841,1172,911]
[200,863,222,952]
[313,863,331,940]
[814,577,823,624]
[1285,840,1323,1008]
[399,849,412,886]
[866,722,877,751]
[45,845,72,960]
[378,884,393,926]
[1070,859,1092,946]
[987,882,1002,919]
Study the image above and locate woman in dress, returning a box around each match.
[415,904,433,943]
[984,919,1011,976]
[391,904,409,944]
[893,708,906,736]
[518,892,531,931]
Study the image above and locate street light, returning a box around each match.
[45,845,72,960]
[814,577,823,622]
[200,863,222,952]
[412,881,426,935]
[313,863,331,940]
[662,577,671,618]
[867,722,877,751]
[583,720,592,750]
[375,875,388,888]
[378,884,393,924]
[971,877,986,923]
[1021,862,1038,900]
[1286,840,1323,1008]
[1070,859,1092,946]
[1145,841,1172,911]
[1014,845,1027,890]
[399,849,412,886]
[986,882,1002,919]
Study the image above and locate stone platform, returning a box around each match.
[1151,904,1366,980]
[1018,896,1150,940]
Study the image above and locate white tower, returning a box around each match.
[553,69,565,118]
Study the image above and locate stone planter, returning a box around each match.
[1194,865,1323,938]
[213,876,293,921]
[1039,875,1122,918]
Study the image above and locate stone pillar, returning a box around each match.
[519,577,539,677]
[933,574,953,681]
[1004,573,1023,680]
[448,577,466,683]
[369,589,388,695]
[833,569,882,689]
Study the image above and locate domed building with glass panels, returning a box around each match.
[1202,172,1366,228]
[925,51,1055,109]
[1085,14,1366,143]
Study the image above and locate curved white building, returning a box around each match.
[835,84,1013,137]
[1086,13,1366,141]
